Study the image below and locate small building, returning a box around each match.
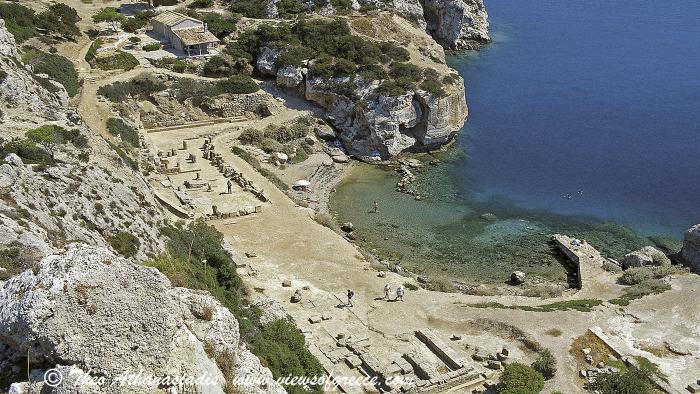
[150,11,219,56]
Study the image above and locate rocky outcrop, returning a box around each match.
[681,224,700,273]
[621,246,671,269]
[0,245,285,394]
[303,75,467,158]
[420,0,490,50]
[0,20,166,263]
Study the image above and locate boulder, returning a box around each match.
[273,152,289,163]
[621,246,671,269]
[256,47,282,76]
[0,245,285,394]
[314,124,336,140]
[681,224,700,273]
[510,271,525,285]
[276,65,305,89]
[290,289,302,303]
[341,222,355,232]
[4,153,23,167]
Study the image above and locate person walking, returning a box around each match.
[396,286,404,302]
[346,289,354,307]
[384,283,391,300]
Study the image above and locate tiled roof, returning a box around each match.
[172,27,220,45]
[152,10,198,27]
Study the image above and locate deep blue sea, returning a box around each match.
[451,0,700,236]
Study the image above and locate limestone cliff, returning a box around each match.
[303,75,467,158]
[418,0,490,50]
[0,19,165,266]
[681,224,700,273]
[0,245,285,394]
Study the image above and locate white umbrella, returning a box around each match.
[293,180,311,187]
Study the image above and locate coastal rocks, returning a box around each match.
[681,224,700,273]
[420,0,490,50]
[303,73,467,158]
[0,245,284,394]
[396,164,417,195]
[510,271,526,285]
[314,123,336,140]
[621,246,671,269]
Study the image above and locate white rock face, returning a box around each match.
[276,65,305,88]
[304,75,467,158]
[0,245,285,394]
[421,0,490,49]
[681,224,700,273]
[256,47,282,76]
[621,246,671,269]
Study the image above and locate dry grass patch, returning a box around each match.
[545,328,563,337]
[466,318,542,353]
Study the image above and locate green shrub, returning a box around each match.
[95,51,139,71]
[380,41,410,62]
[357,64,387,81]
[531,349,556,380]
[121,10,155,33]
[277,0,306,18]
[230,0,268,18]
[251,319,324,394]
[200,12,239,39]
[331,0,353,14]
[0,3,38,43]
[403,282,418,291]
[496,363,544,394]
[25,50,79,97]
[92,7,125,31]
[588,368,652,394]
[201,55,250,77]
[276,44,315,68]
[238,128,265,146]
[420,79,447,97]
[258,138,285,153]
[106,231,140,257]
[215,75,259,94]
[0,138,51,164]
[129,36,141,43]
[85,39,103,63]
[188,0,214,8]
[264,123,307,143]
[389,62,422,81]
[142,43,161,51]
[98,74,166,102]
[36,3,81,39]
[106,118,139,147]
[619,267,652,285]
[376,80,411,96]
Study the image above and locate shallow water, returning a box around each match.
[330,0,700,283]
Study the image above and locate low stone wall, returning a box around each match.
[202,92,271,117]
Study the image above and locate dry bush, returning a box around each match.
[523,284,563,299]
[545,328,563,337]
[467,318,542,353]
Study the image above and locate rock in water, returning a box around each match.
[681,224,700,273]
[0,245,285,394]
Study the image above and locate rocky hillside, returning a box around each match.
[242,16,468,158]
[0,19,165,270]
[682,224,700,273]
[0,244,285,394]
[233,0,490,50]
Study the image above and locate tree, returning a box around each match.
[36,3,81,38]
[496,363,544,394]
[26,125,63,161]
[531,349,557,380]
[92,7,125,31]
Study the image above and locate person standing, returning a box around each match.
[347,289,354,307]
[227,179,232,194]
[396,286,404,302]
[373,201,379,213]
[384,283,391,300]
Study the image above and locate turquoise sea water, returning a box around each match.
[330,0,700,282]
